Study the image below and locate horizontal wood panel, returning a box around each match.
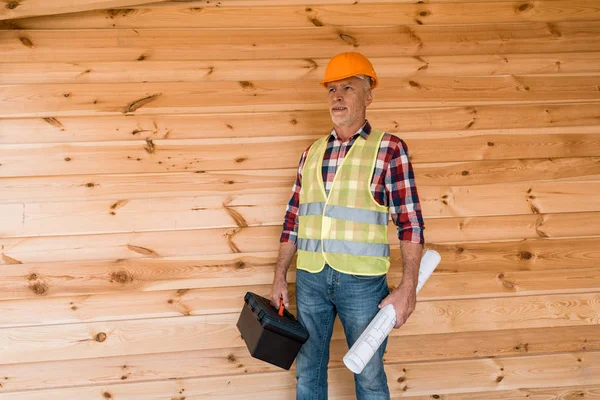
[1,351,598,398]
[0,126,599,177]
[1,104,598,144]
[3,76,600,117]
[2,22,600,62]
[0,156,598,204]
[4,53,600,85]
[0,0,163,21]
[0,325,596,393]
[2,211,600,264]
[1,179,599,236]
[0,292,598,365]
[2,235,599,302]
[5,1,600,29]
[4,233,599,293]
[1,265,598,320]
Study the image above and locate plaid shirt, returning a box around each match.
[281,120,425,245]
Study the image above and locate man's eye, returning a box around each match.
[344,86,352,91]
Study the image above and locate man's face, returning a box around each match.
[326,76,373,128]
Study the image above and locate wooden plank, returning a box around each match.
[2,22,600,63]
[0,156,598,204]
[4,53,600,85]
[0,126,599,177]
[1,351,599,398]
[1,104,598,145]
[3,76,600,117]
[0,179,599,236]
[2,235,600,303]
[0,292,598,365]
[1,263,598,319]
[130,0,530,6]
[0,0,164,21]
[0,325,596,393]
[5,1,600,29]
[1,211,600,264]
[3,235,599,300]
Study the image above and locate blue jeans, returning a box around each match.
[295,265,391,400]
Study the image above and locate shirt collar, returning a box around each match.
[330,120,371,142]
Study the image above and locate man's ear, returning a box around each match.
[365,90,373,107]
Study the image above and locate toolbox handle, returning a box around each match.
[278,298,285,317]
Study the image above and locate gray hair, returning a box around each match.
[356,74,373,92]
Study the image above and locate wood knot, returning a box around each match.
[168,299,174,304]
[19,36,33,48]
[103,392,112,399]
[239,81,255,90]
[515,3,533,13]
[408,80,421,89]
[461,170,469,176]
[235,261,246,270]
[110,270,133,284]
[397,376,406,383]
[432,396,440,400]
[29,281,48,296]
[6,1,21,10]
[177,288,190,296]
[519,251,533,260]
[86,182,95,187]
[497,273,505,279]
[496,375,504,383]
[95,332,107,342]
[456,247,465,253]
[234,157,247,163]
[64,157,72,162]
[27,273,38,281]
[290,118,298,125]
[487,142,495,147]
[227,354,236,362]
[339,33,359,47]
[418,10,430,17]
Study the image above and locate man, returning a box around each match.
[270,52,425,400]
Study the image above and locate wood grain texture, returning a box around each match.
[0,156,598,204]
[0,126,598,177]
[0,0,164,21]
[4,1,600,29]
[0,293,598,365]
[2,22,600,62]
[1,351,598,398]
[2,211,600,264]
[2,235,600,301]
[2,104,599,144]
[0,326,596,393]
[0,265,598,318]
[4,53,600,85]
[1,179,599,236]
[3,76,600,117]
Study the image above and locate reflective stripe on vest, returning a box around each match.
[297,238,390,257]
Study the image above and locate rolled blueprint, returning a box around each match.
[343,249,442,374]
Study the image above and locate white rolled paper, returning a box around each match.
[343,249,442,374]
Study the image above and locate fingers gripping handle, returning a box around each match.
[343,249,442,374]
[278,298,285,317]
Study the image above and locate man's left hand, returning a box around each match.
[378,281,417,329]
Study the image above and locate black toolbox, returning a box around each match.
[237,292,309,370]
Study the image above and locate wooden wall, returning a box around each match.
[1,0,600,398]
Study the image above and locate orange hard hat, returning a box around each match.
[320,52,378,89]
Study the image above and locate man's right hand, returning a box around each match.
[270,275,289,309]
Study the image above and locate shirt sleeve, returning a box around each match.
[384,138,425,244]
[280,147,309,245]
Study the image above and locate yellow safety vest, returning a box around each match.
[297,129,390,275]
